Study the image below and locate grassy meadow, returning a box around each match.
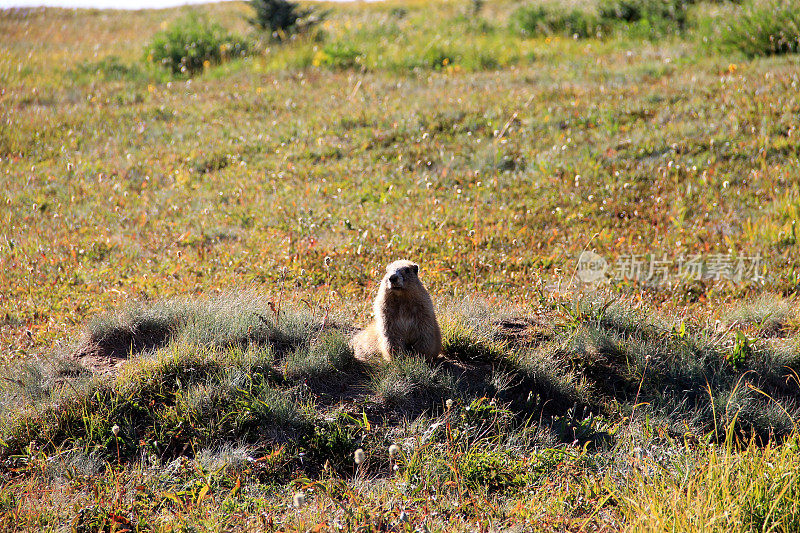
[3,0,800,529]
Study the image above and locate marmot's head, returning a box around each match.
[383,260,420,291]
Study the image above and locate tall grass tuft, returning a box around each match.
[372,356,455,407]
[616,435,800,531]
[725,293,794,335]
[283,331,354,385]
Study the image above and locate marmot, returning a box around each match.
[350,260,441,363]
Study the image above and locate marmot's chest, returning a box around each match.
[380,297,427,333]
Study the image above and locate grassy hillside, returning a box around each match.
[2,0,800,529]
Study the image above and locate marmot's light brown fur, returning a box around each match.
[350,260,441,363]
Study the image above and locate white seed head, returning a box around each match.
[293,491,305,509]
[388,444,401,458]
[354,448,365,465]
[111,424,120,437]
[445,399,453,409]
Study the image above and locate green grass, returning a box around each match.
[3,0,800,529]
[711,0,800,57]
[1,293,799,528]
[616,435,800,531]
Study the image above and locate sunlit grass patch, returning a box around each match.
[725,293,795,335]
[0,355,90,412]
[84,292,314,361]
[615,435,800,531]
[458,447,529,492]
[5,291,800,528]
[509,342,592,410]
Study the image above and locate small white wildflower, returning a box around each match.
[293,491,305,509]
[354,448,365,465]
[445,399,453,410]
[111,424,120,437]
[388,444,401,458]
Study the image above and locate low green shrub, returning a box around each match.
[422,45,459,69]
[312,43,363,70]
[298,415,362,473]
[459,449,526,492]
[144,14,249,76]
[714,0,800,57]
[511,4,602,39]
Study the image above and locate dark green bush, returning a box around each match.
[247,0,323,40]
[714,0,800,57]
[511,4,602,38]
[298,415,362,473]
[598,0,689,35]
[599,0,646,22]
[144,15,249,76]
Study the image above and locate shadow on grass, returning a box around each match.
[559,294,800,444]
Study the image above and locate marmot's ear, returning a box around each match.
[411,263,419,275]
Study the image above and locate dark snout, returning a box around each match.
[387,272,404,289]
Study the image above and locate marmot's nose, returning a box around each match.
[389,273,402,286]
